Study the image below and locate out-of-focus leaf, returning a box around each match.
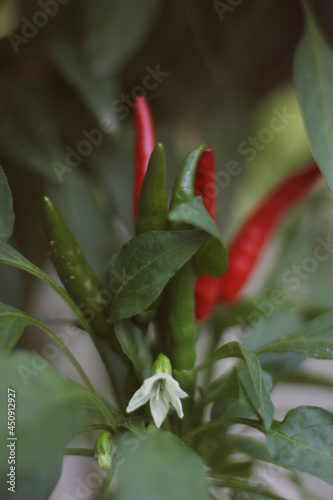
[0,351,85,500]
[0,82,65,179]
[307,0,333,49]
[257,311,333,359]
[116,431,210,500]
[83,0,163,78]
[0,165,14,247]
[294,8,333,193]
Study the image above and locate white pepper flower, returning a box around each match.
[126,354,188,428]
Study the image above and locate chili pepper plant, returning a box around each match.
[0,90,333,500]
[1,3,333,499]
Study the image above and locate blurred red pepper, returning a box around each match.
[134,95,156,219]
[219,163,321,304]
[194,147,219,320]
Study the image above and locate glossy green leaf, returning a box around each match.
[257,310,333,359]
[168,197,228,277]
[201,342,274,429]
[0,166,14,248]
[115,320,152,380]
[294,8,333,192]
[108,230,209,321]
[0,351,85,500]
[116,431,210,500]
[266,406,333,486]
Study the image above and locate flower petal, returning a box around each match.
[126,388,151,413]
[170,395,184,418]
[126,373,163,413]
[150,395,169,428]
[164,375,188,399]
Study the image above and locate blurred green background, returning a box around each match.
[0,0,321,311]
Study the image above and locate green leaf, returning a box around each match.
[169,197,220,239]
[0,301,93,391]
[115,320,152,380]
[223,435,273,463]
[266,406,333,486]
[116,431,210,500]
[0,302,33,353]
[201,342,274,430]
[0,244,93,336]
[0,351,86,500]
[307,0,333,49]
[0,82,65,179]
[217,477,289,500]
[49,39,118,124]
[0,166,14,247]
[168,197,228,277]
[108,230,209,321]
[257,310,333,359]
[83,0,163,78]
[242,309,305,381]
[293,8,333,192]
[238,347,274,431]
[233,369,261,418]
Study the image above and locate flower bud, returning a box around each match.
[151,353,172,376]
[94,431,112,471]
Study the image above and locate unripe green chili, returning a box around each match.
[135,143,168,235]
[164,143,207,371]
[168,143,207,231]
[166,263,197,370]
[41,196,110,338]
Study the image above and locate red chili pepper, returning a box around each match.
[134,96,156,219]
[219,163,321,304]
[194,147,219,320]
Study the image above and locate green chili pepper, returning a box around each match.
[162,144,207,371]
[135,143,168,235]
[168,143,207,231]
[166,262,197,370]
[41,196,110,338]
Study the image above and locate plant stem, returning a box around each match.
[64,448,95,457]
[81,391,117,432]
[35,319,95,392]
